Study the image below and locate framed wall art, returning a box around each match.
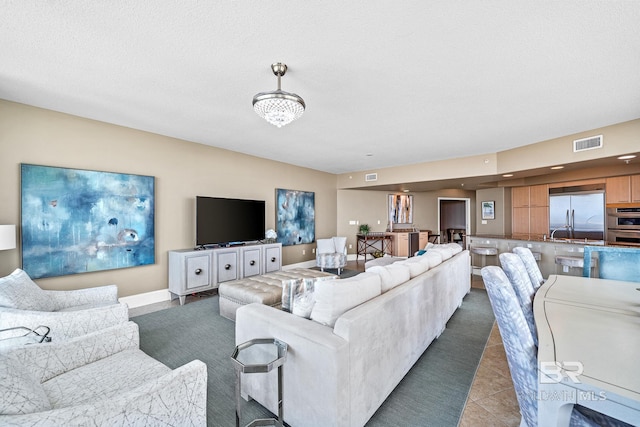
[275,188,315,246]
[388,194,413,224]
[481,201,495,220]
[21,164,155,278]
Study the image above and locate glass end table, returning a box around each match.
[231,338,288,427]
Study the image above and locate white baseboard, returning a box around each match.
[121,261,344,309]
[282,260,316,270]
[119,289,171,309]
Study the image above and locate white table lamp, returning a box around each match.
[0,225,16,250]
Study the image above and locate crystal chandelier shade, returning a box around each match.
[253,63,305,128]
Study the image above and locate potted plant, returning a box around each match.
[358,224,370,235]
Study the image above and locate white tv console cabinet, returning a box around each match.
[168,242,282,305]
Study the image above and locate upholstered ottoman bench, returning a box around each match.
[218,268,338,321]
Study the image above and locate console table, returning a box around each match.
[356,233,393,261]
[168,243,282,305]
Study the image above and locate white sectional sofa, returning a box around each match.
[235,244,470,427]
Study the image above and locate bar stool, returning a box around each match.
[509,242,542,265]
[470,240,498,274]
[554,245,596,276]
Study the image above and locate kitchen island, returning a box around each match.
[466,234,606,278]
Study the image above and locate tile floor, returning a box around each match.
[129,261,520,426]
[459,276,520,427]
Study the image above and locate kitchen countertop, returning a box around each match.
[467,234,609,246]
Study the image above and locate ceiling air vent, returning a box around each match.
[365,173,378,182]
[573,135,603,152]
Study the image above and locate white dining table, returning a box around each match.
[534,274,640,427]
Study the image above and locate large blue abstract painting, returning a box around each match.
[21,164,155,278]
[276,188,315,246]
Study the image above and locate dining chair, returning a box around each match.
[583,245,640,283]
[499,252,537,346]
[481,266,633,427]
[512,246,545,290]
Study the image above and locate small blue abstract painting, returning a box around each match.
[21,164,155,278]
[276,188,315,246]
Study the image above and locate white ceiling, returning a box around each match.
[2,1,639,175]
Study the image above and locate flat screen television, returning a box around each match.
[196,196,266,246]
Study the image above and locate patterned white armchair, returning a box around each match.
[316,237,347,274]
[0,269,129,343]
[0,321,207,425]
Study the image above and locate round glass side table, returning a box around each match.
[231,338,288,427]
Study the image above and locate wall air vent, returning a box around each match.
[365,173,378,182]
[573,135,603,152]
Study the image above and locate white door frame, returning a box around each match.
[437,197,471,244]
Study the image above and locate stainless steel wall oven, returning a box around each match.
[606,206,640,246]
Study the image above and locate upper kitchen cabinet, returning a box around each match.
[606,175,640,204]
[512,186,530,208]
[511,184,549,237]
[529,184,549,206]
[512,185,549,207]
[633,175,640,203]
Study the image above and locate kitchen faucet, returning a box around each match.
[550,225,570,241]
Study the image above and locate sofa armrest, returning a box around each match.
[6,321,140,383]
[236,303,349,426]
[45,284,119,310]
[0,360,208,426]
[0,302,129,342]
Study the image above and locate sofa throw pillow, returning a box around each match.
[316,238,336,254]
[310,273,382,327]
[0,269,54,311]
[396,258,428,278]
[292,290,315,319]
[0,355,52,415]
[368,264,410,292]
[424,251,443,268]
[445,243,463,255]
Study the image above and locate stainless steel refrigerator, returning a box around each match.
[549,192,605,240]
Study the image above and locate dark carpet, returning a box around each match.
[131,288,494,427]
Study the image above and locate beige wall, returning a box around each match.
[0,100,336,297]
[475,188,511,236]
[2,99,638,297]
[496,119,640,174]
[337,119,640,191]
[337,188,475,252]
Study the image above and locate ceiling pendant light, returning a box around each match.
[253,63,305,128]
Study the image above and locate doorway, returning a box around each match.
[438,197,471,247]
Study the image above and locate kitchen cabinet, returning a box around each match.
[633,175,640,203]
[606,176,631,204]
[511,185,549,237]
[529,185,549,206]
[388,232,419,257]
[418,231,430,249]
[512,187,530,208]
[530,206,549,235]
[609,174,640,204]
